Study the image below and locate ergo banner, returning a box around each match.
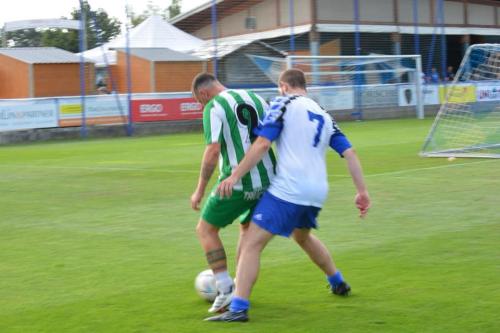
[131,98,203,122]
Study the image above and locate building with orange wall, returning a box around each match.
[0,47,94,99]
[114,48,206,93]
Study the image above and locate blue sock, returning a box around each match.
[229,297,250,312]
[327,271,344,288]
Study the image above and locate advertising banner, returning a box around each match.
[131,98,203,122]
[476,84,500,102]
[398,85,440,106]
[439,84,476,103]
[0,99,57,132]
[58,96,128,127]
[361,85,399,108]
[309,87,354,111]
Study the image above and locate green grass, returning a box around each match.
[0,118,499,333]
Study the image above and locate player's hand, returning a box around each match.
[355,191,371,218]
[217,176,237,199]
[190,189,204,211]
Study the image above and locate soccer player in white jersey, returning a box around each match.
[190,73,276,313]
[207,69,370,322]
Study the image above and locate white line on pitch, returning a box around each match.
[0,164,200,174]
[329,159,499,179]
[2,159,497,177]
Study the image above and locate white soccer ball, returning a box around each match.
[195,269,217,302]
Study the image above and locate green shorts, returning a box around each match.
[201,187,264,228]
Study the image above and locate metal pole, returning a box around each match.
[289,0,295,56]
[211,0,218,78]
[78,0,87,138]
[413,0,420,55]
[2,26,7,47]
[439,0,447,82]
[354,0,361,56]
[353,0,362,120]
[91,12,126,124]
[415,56,424,119]
[426,30,438,76]
[125,4,133,136]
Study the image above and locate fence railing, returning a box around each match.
[2,80,498,134]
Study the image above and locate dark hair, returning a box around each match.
[279,69,306,89]
[192,72,217,93]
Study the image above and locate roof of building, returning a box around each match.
[116,48,202,62]
[171,0,265,33]
[0,47,90,64]
[82,15,204,66]
[189,25,308,59]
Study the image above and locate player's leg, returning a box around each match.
[205,192,298,322]
[292,207,351,296]
[196,219,234,312]
[196,219,229,274]
[235,221,250,269]
[205,221,273,322]
[234,222,273,300]
[292,228,337,276]
[235,200,261,268]
[199,190,260,313]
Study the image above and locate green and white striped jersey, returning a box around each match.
[203,89,276,193]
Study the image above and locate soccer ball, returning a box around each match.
[194,269,217,302]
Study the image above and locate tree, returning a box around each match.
[130,0,182,27]
[44,2,121,52]
[6,29,43,47]
[6,1,121,52]
[169,0,182,18]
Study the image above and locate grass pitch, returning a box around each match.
[0,118,499,333]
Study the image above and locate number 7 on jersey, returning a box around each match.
[307,110,325,147]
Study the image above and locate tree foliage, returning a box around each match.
[5,1,121,52]
[130,0,182,27]
[169,0,182,19]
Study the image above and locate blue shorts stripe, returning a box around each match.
[252,192,321,237]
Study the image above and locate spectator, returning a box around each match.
[446,66,455,82]
[430,67,440,84]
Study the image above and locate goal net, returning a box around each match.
[248,54,424,119]
[421,44,500,158]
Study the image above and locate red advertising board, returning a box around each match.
[131,98,203,122]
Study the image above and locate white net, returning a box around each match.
[421,44,500,158]
[248,54,423,118]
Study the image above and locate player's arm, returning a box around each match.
[342,148,370,218]
[191,143,221,210]
[191,103,222,210]
[216,137,271,198]
[329,123,370,218]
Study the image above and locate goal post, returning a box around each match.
[421,44,500,158]
[285,54,425,119]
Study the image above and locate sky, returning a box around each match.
[0,0,209,27]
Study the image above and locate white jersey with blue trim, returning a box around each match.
[261,95,343,208]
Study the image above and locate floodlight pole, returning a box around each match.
[79,0,88,138]
[412,0,420,55]
[289,0,295,56]
[438,0,447,82]
[125,4,134,136]
[211,0,218,78]
[353,0,363,120]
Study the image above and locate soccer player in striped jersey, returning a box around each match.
[208,69,370,322]
[190,73,276,313]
